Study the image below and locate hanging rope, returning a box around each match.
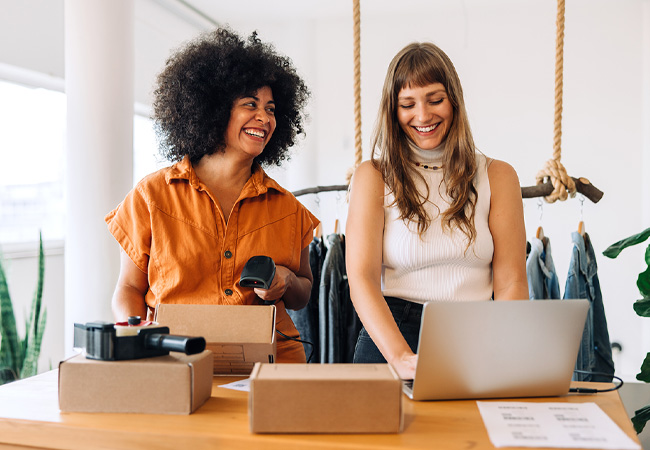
[295,0,603,203]
[293,0,361,196]
[534,0,576,203]
[552,0,565,163]
[522,0,601,202]
[346,0,363,183]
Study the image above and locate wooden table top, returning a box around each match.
[0,369,640,449]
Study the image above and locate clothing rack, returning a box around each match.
[293,180,603,203]
[292,185,348,197]
[521,178,603,203]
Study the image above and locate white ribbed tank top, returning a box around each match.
[381,145,494,303]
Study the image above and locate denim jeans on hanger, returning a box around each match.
[564,231,615,382]
[353,297,422,364]
[526,236,561,299]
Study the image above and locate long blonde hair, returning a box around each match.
[371,42,478,243]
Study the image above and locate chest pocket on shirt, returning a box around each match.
[148,206,219,294]
[236,199,300,272]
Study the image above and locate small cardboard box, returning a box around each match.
[154,304,276,375]
[249,363,402,433]
[58,350,213,414]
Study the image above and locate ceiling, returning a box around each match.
[173,0,494,24]
[163,0,527,30]
[177,0,359,24]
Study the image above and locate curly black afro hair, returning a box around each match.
[152,27,310,167]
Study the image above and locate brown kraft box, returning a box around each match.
[154,304,276,375]
[249,363,402,433]
[58,350,213,414]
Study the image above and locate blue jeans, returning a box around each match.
[353,297,422,363]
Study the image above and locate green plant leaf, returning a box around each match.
[0,257,20,377]
[0,367,17,386]
[603,227,650,259]
[639,266,650,300]
[633,299,650,317]
[0,233,47,382]
[21,233,45,374]
[637,352,650,383]
[632,405,650,434]
[21,308,46,379]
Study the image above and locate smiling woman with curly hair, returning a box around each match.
[153,28,309,167]
[105,28,318,363]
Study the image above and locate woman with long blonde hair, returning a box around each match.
[346,42,528,379]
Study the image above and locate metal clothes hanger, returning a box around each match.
[535,199,545,241]
[334,192,345,243]
[313,196,323,238]
[577,195,586,239]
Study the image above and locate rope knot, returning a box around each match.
[535,158,576,203]
[345,163,359,185]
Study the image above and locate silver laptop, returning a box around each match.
[404,299,590,401]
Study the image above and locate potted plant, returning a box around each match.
[0,233,47,385]
[603,227,650,433]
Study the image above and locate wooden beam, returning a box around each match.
[293,177,604,204]
[521,177,603,203]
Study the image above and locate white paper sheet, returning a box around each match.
[217,378,251,392]
[477,401,640,449]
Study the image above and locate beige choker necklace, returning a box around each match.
[414,162,443,170]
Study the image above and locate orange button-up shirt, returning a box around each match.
[105,157,318,362]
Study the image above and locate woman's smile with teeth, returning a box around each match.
[244,128,266,138]
[397,83,453,149]
[414,124,438,133]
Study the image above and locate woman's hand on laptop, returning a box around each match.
[392,352,418,380]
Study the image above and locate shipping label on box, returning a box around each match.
[58,350,213,414]
[154,304,276,375]
[249,363,403,433]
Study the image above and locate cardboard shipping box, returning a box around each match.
[58,350,213,414]
[249,363,402,434]
[155,304,276,375]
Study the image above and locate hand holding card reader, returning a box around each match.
[240,256,276,289]
[74,316,206,361]
[240,256,276,305]
[240,255,316,362]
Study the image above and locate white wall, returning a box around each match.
[1,0,649,380]
[0,0,64,79]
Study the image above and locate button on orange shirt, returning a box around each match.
[105,156,319,363]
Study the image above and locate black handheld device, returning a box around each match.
[239,256,316,361]
[73,317,206,361]
[240,255,276,289]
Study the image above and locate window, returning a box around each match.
[0,80,66,244]
[133,113,169,185]
[0,78,167,246]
